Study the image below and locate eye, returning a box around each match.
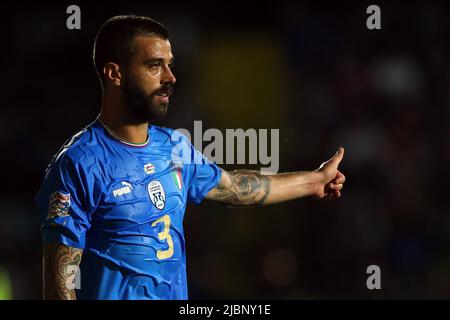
[148,62,161,70]
[168,62,175,69]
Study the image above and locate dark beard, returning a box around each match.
[122,75,171,122]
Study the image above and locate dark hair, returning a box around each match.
[93,15,170,91]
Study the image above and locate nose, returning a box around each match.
[161,65,176,85]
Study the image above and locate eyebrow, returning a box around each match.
[143,57,175,65]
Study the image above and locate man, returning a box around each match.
[36,15,346,300]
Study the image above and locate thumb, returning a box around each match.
[327,147,345,167]
[318,147,345,171]
[333,147,344,162]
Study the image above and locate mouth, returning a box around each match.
[156,97,169,106]
[155,86,173,98]
[155,93,169,104]
[154,85,174,106]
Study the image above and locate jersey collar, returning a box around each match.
[98,119,150,148]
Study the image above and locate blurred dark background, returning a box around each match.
[1,0,449,299]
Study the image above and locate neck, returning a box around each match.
[99,92,149,145]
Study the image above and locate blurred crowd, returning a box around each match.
[1,1,449,299]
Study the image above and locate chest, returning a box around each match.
[94,155,186,225]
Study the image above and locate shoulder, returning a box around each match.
[36,122,103,203]
[149,125,191,146]
[48,121,103,175]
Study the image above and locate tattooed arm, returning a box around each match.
[43,243,83,300]
[206,148,346,207]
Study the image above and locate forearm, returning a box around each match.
[206,169,319,207]
[43,243,83,300]
[264,171,320,204]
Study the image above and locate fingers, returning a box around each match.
[328,182,344,191]
[334,170,346,184]
[325,189,341,200]
[324,177,344,200]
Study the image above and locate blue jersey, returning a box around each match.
[35,119,221,300]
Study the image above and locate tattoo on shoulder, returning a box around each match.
[212,170,271,207]
[43,243,83,300]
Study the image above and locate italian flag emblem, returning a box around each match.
[171,168,183,190]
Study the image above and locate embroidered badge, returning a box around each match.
[171,168,183,190]
[48,191,71,220]
[144,163,155,174]
[148,180,166,210]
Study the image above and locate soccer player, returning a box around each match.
[36,15,346,300]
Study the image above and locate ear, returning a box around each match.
[103,62,122,87]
